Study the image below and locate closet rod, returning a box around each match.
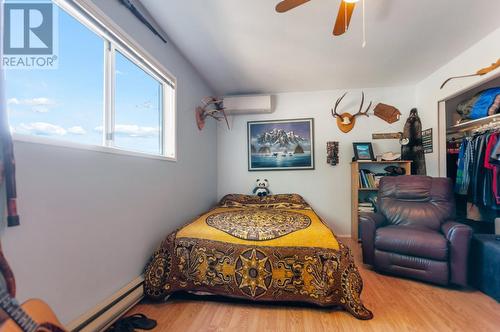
[447,114,500,135]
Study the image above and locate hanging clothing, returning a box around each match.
[455,137,473,195]
[401,108,427,175]
[484,133,499,205]
[490,138,500,165]
[470,134,491,205]
[452,131,499,220]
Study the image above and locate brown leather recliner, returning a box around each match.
[359,176,472,286]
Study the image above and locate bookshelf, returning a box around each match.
[350,160,412,240]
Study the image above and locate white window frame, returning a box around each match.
[11,0,177,162]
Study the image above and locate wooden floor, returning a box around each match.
[127,238,500,332]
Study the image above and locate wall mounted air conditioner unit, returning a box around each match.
[223,95,273,115]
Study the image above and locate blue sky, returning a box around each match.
[5,3,162,154]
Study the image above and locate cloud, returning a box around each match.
[67,126,87,135]
[32,106,50,113]
[135,101,153,110]
[17,122,67,136]
[7,98,20,105]
[8,97,56,113]
[115,124,158,137]
[8,97,55,106]
[94,124,159,138]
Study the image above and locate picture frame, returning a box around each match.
[352,142,375,161]
[247,118,315,171]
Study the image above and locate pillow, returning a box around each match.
[219,194,310,210]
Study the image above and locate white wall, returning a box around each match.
[0,0,217,324]
[416,27,500,176]
[218,87,416,235]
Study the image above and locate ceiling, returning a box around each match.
[141,0,500,95]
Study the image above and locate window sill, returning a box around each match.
[12,134,177,162]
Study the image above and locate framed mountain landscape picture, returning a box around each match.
[247,118,315,171]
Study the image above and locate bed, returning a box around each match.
[143,194,373,320]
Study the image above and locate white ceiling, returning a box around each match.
[141,0,500,95]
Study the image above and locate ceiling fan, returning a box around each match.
[276,0,365,40]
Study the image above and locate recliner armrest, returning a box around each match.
[441,221,473,286]
[359,212,387,265]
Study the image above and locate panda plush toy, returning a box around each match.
[252,178,270,197]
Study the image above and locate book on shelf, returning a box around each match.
[359,169,378,189]
[358,197,378,214]
[358,169,390,189]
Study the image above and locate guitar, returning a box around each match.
[0,242,65,332]
[0,162,65,331]
[0,290,66,332]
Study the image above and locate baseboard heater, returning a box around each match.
[66,276,144,332]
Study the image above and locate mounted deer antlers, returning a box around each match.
[331,91,372,133]
[195,97,230,130]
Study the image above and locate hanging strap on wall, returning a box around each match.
[0,118,20,228]
[0,23,20,227]
[118,0,168,44]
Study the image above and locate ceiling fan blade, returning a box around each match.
[275,0,310,13]
[333,1,356,36]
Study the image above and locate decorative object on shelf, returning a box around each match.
[401,108,426,175]
[331,92,372,133]
[373,103,401,123]
[352,142,375,161]
[252,179,271,197]
[440,58,500,89]
[195,97,230,131]
[422,128,433,154]
[247,118,314,171]
[381,152,401,161]
[275,0,369,46]
[384,165,406,176]
[326,141,339,165]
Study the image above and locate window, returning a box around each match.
[6,7,104,146]
[5,0,176,159]
[114,51,162,155]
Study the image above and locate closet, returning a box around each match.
[439,75,500,230]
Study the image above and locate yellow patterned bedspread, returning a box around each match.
[176,207,339,249]
[144,194,372,320]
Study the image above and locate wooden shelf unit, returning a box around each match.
[350,160,412,240]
